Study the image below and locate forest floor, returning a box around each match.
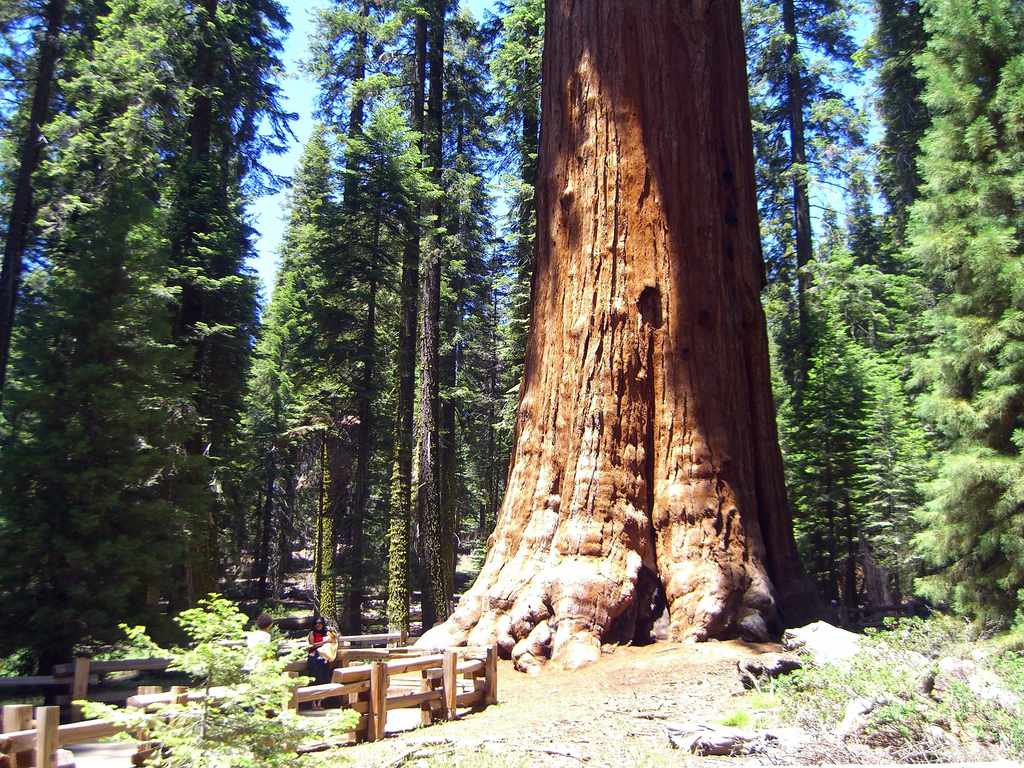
[329,638,775,768]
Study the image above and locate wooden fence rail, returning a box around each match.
[0,644,498,767]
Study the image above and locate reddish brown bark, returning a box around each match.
[419,0,815,671]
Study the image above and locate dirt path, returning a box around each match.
[64,639,775,767]
[336,639,777,767]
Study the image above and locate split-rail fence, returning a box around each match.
[0,632,498,767]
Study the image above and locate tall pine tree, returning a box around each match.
[911,0,1024,623]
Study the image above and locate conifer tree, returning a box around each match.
[341,101,432,630]
[168,0,291,601]
[489,0,542,443]
[387,0,427,634]
[859,353,928,586]
[0,0,194,667]
[911,0,1024,623]
[873,0,929,246]
[439,5,495,595]
[417,0,448,629]
[788,306,869,604]
[744,0,861,385]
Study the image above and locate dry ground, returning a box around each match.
[329,639,777,768]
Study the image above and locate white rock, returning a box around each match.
[837,696,887,737]
[782,621,862,665]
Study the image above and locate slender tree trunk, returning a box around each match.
[782,0,812,380]
[314,437,326,611]
[417,0,448,630]
[0,0,67,403]
[387,10,427,634]
[439,99,469,602]
[484,282,499,533]
[419,0,816,671]
[327,431,351,627]
[275,448,298,596]
[439,306,458,597]
[254,454,275,599]
[348,237,378,635]
[341,0,372,637]
[843,499,857,611]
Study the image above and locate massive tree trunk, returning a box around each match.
[0,0,67,403]
[417,0,449,630]
[420,0,815,671]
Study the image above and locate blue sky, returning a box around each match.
[249,0,496,297]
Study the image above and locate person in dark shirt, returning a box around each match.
[305,616,338,706]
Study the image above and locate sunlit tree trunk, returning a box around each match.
[387,9,427,635]
[417,0,449,630]
[420,0,816,671]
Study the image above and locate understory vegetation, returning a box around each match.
[82,595,358,767]
[740,618,1024,762]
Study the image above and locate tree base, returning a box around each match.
[419,548,782,673]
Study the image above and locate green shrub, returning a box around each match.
[771,617,1024,759]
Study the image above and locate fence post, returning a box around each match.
[2,703,32,733]
[369,661,388,741]
[418,672,434,727]
[131,686,160,762]
[3,704,32,768]
[484,645,498,706]
[70,656,91,722]
[284,672,299,712]
[442,650,458,721]
[34,706,59,768]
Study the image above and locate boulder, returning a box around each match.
[932,657,1020,712]
[837,695,889,738]
[737,653,802,689]
[782,621,862,665]
[665,723,774,756]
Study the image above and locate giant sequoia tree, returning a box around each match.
[420,0,815,671]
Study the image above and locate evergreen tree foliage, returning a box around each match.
[0,0,194,666]
[789,304,870,603]
[783,209,930,610]
[489,0,542,452]
[872,0,929,246]
[910,0,1024,623]
[745,0,863,387]
[167,0,292,601]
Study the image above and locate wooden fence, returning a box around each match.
[0,630,411,722]
[0,643,498,767]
